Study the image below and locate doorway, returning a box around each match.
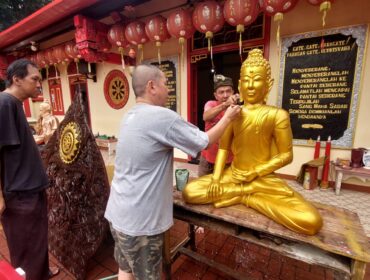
[194,50,243,130]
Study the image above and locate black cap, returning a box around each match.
[214,74,233,91]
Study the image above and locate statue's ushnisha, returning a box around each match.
[183,49,323,235]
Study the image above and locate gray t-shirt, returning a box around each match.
[104,104,208,236]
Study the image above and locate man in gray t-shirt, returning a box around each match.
[104,64,240,280]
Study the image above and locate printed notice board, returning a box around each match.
[277,25,367,148]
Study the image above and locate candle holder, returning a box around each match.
[351,148,366,168]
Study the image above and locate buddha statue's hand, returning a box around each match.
[232,168,258,182]
[207,179,224,200]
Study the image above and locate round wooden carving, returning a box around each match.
[59,121,81,164]
[104,69,130,109]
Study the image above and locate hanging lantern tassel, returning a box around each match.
[206,31,213,52]
[75,59,79,74]
[274,13,284,48]
[210,42,215,72]
[320,1,331,27]
[138,44,144,64]
[55,64,58,78]
[179,37,185,69]
[236,24,245,59]
[156,41,161,64]
[119,47,125,69]
[88,62,91,74]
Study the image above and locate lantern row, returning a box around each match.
[27,0,334,67]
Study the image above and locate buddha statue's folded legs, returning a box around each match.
[183,168,245,204]
[244,191,323,235]
[183,168,323,235]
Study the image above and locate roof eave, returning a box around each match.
[0,0,101,50]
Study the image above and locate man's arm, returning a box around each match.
[203,102,227,122]
[203,94,239,122]
[205,104,240,146]
[211,124,234,181]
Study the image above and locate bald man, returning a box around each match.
[34,101,58,145]
[104,64,240,280]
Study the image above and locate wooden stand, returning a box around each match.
[163,190,370,280]
[333,163,370,195]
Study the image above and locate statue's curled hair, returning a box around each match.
[241,49,272,83]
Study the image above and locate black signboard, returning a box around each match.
[281,33,358,142]
[150,60,178,112]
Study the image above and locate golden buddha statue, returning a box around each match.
[183,49,323,235]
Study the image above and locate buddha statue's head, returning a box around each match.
[39,101,52,116]
[239,49,274,105]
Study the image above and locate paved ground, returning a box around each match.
[0,159,369,279]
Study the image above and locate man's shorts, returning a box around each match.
[109,224,163,280]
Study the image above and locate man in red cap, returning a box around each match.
[198,74,239,176]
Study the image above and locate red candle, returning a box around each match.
[320,136,331,189]
[314,135,321,159]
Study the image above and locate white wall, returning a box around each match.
[32,0,370,184]
[267,0,370,183]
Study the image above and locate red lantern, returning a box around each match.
[35,52,44,67]
[193,1,225,51]
[125,21,148,63]
[260,0,299,46]
[53,44,69,64]
[45,48,56,66]
[167,9,195,63]
[224,0,260,55]
[45,48,59,77]
[28,54,37,65]
[224,0,260,31]
[99,36,112,53]
[65,41,81,62]
[107,24,127,48]
[108,24,128,69]
[167,9,195,42]
[65,41,82,74]
[36,51,49,68]
[259,0,298,16]
[307,0,334,27]
[145,15,170,44]
[125,21,148,45]
[145,15,170,64]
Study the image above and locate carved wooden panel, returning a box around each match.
[42,91,110,279]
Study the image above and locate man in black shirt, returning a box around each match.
[0,59,57,279]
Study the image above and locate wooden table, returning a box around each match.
[163,190,370,280]
[96,138,117,156]
[333,164,370,195]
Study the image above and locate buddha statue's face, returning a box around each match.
[239,65,269,105]
[39,103,51,116]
